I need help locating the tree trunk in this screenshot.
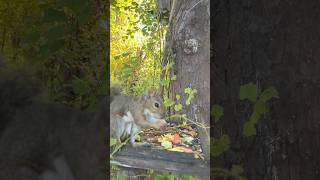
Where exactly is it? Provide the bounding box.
[164,0,210,162]
[213,0,320,179]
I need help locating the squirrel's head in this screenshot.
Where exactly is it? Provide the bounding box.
[140,90,167,130]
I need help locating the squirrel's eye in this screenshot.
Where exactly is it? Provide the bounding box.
[154,102,159,108]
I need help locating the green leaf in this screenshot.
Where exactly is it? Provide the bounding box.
[161,79,170,87]
[176,94,180,100]
[212,104,224,122]
[174,103,183,112]
[253,100,269,114]
[42,8,66,23]
[243,121,256,136]
[184,87,192,94]
[164,96,175,107]
[171,75,177,81]
[184,88,197,106]
[239,82,257,102]
[110,138,117,146]
[185,98,191,106]
[212,135,230,157]
[249,111,260,123]
[120,67,133,79]
[243,111,261,137]
[259,86,279,102]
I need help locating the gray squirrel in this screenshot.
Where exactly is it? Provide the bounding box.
[110,85,167,147]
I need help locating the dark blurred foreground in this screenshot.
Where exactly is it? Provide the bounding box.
[0,61,107,180]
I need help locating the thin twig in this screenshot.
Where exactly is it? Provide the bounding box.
[165,114,210,129]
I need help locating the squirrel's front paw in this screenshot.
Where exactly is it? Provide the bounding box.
[131,142,151,148]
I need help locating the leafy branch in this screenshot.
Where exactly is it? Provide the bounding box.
[212,82,279,180]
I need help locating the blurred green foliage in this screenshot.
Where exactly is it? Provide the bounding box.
[110,0,166,95]
[0,0,107,110]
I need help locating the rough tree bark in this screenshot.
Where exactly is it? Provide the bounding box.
[163,0,210,162]
[213,0,320,179]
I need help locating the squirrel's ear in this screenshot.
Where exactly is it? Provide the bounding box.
[141,89,156,100]
[148,90,156,97]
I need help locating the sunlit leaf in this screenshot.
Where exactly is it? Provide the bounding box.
[164,96,175,107]
[174,103,182,112]
[110,138,117,146]
[176,94,180,100]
